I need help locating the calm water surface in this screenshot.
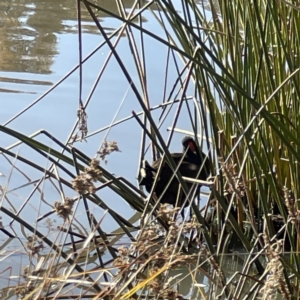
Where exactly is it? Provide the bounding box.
[0,0,153,296]
[0,1,225,299]
[0,0,189,231]
[0,0,163,226]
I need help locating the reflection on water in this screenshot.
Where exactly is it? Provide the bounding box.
[0,0,142,76]
[0,1,226,299]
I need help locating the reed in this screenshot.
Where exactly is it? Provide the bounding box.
[1,0,299,299]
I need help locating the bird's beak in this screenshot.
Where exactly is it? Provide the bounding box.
[188,141,196,152]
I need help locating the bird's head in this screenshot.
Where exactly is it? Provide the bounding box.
[182,136,197,154]
[182,136,210,171]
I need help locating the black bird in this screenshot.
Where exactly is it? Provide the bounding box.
[139,136,210,210]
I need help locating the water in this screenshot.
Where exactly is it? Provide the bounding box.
[0,0,149,226]
[0,0,204,231]
[0,1,228,299]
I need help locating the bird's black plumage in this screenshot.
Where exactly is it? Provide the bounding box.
[139,136,210,209]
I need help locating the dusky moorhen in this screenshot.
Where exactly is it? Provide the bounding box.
[139,136,210,210]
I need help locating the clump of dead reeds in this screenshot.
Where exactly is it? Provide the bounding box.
[98,140,121,161]
[72,158,102,194]
[260,235,291,300]
[54,197,76,222]
[284,186,299,226]
[26,235,44,256]
[15,282,35,298]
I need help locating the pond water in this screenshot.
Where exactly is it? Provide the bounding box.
[0,1,209,234]
[0,1,229,299]
[0,0,172,230]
